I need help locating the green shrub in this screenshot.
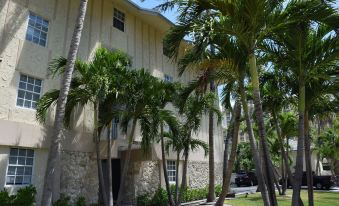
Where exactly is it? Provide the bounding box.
[151,188,168,206]
[53,195,71,206]
[215,185,222,197]
[75,196,86,206]
[0,185,36,206]
[137,194,151,206]
[0,189,12,205]
[136,185,221,205]
[14,185,37,206]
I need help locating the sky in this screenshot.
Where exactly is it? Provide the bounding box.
[130,0,178,23]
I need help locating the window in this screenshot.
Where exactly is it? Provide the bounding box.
[26,12,49,47]
[167,160,176,183]
[111,118,119,139]
[17,74,42,109]
[6,148,34,185]
[113,8,125,32]
[240,133,245,142]
[164,74,173,82]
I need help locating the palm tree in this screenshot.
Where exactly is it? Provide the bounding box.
[264,8,338,203]
[36,47,131,206]
[40,0,88,205]
[115,69,173,206]
[174,92,220,205]
[158,1,296,204]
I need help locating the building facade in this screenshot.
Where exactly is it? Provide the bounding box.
[0,0,224,205]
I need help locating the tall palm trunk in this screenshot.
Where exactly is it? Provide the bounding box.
[116,118,138,206]
[215,101,241,206]
[304,110,314,206]
[177,134,190,206]
[315,119,321,175]
[272,111,287,195]
[246,60,274,206]
[240,80,270,205]
[207,80,216,202]
[41,0,88,205]
[292,66,305,206]
[175,152,180,204]
[94,102,108,206]
[281,151,286,195]
[106,122,113,206]
[292,33,306,206]
[160,124,175,206]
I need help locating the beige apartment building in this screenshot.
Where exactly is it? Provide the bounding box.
[0,0,224,205]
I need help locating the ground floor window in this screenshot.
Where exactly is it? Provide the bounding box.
[167,160,176,183]
[6,148,34,185]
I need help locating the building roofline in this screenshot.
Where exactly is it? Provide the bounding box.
[126,0,175,26]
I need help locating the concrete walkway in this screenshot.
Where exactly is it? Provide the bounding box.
[181,199,231,206]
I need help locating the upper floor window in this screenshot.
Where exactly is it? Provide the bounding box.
[113,8,125,32]
[167,160,176,183]
[111,118,119,139]
[164,74,173,82]
[6,148,34,185]
[26,12,49,47]
[17,74,42,109]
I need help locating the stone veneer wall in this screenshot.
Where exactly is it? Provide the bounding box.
[122,161,160,204]
[61,151,99,204]
[187,161,223,188]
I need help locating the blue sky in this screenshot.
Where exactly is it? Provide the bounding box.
[131,0,178,23]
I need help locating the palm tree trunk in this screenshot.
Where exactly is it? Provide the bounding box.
[249,53,277,206]
[94,102,108,206]
[281,151,286,195]
[215,101,241,206]
[240,69,276,206]
[316,119,321,176]
[272,111,287,195]
[207,81,216,202]
[116,118,138,206]
[106,122,113,206]
[41,1,88,205]
[292,62,305,206]
[177,139,190,206]
[160,124,175,206]
[304,110,314,206]
[175,152,180,204]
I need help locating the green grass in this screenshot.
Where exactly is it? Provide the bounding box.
[224,190,339,206]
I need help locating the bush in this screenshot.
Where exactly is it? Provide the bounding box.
[150,188,168,206]
[0,189,12,206]
[53,195,71,206]
[137,194,151,206]
[215,185,222,197]
[75,196,86,206]
[0,185,36,206]
[137,185,217,205]
[14,185,37,206]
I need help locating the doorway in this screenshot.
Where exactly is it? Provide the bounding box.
[101,159,121,201]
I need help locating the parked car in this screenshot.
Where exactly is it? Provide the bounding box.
[283,172,335,190]
[235,170,258,187]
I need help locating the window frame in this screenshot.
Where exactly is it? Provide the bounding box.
[16,74,43,110]
[166,160,176,184]
[113,8,125,32]
[26,11,49,47]
[111,117,119,139]
[164,74,173,83]
[5,148,34,186]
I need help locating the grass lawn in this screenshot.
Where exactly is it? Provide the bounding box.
[224,190,339,206]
